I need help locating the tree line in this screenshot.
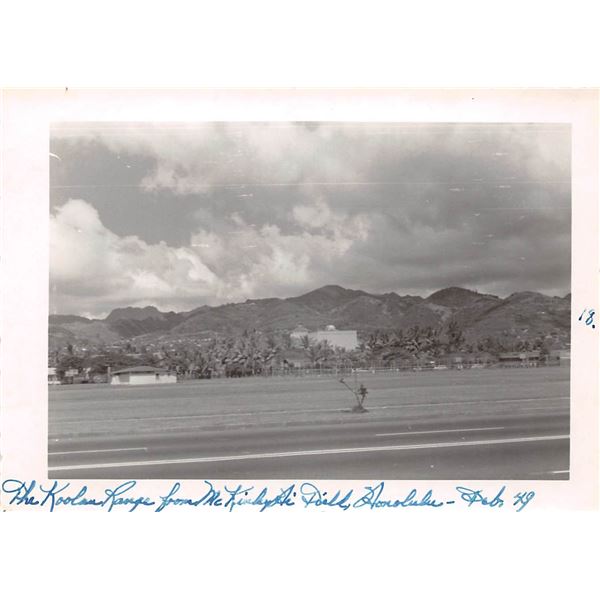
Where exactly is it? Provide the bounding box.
[51,321,557,380]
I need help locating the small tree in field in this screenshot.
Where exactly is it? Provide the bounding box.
[339,376,368,413]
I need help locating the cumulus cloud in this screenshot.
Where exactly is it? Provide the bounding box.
[50,198,372,316]
[49,122,571,315]
[51,200,218,315]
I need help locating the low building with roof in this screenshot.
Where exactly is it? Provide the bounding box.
[110,366,177,385]
[498,351,541,366]
[548,349,570,366]
[48,367,61,385]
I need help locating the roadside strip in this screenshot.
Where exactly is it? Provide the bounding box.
[375,426,504,437]
[49,447,148,455]
[49,433,569,472]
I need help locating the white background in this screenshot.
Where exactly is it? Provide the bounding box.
[1,1,599,598]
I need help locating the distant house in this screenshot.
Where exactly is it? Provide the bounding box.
[48,367,61,385]
[449,354,464,369]
[498,351,541,365]
[473,352,495,365]
[549,349,570,366]
[110,366,177,385]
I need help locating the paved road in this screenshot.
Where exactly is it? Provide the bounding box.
[48,369,569,480]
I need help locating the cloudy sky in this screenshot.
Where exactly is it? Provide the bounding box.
[50,122,571,318]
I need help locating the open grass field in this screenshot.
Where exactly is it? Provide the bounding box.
[48,366,570,479]
[49,366,569,439]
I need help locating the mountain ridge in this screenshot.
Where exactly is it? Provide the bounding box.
[49,284,571,349]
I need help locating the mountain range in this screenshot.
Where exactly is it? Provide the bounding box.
[49,284,571,349]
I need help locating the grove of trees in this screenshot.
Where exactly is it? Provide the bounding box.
[50,320,557,381]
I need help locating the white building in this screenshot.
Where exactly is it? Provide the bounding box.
[290,324,358,351]
[48,367,61,385]
[311,325,358,351]
[110,366,177,385]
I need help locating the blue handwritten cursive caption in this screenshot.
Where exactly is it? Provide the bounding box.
[2,479,536,513]
[1,479,155,512]
[156,481,296,513]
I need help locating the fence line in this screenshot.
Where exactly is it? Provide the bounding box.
[176,360,562,381]
[50,358,565,385]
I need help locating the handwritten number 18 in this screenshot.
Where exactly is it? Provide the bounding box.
[579,308,595,329]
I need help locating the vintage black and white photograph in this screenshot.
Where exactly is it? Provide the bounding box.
[47,121,571,480]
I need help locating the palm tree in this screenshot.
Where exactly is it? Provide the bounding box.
[318,340,334,365]
[333,346,350,373]
[426,328,444,358]
[305,342,321,367]
[446,320,465,353]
